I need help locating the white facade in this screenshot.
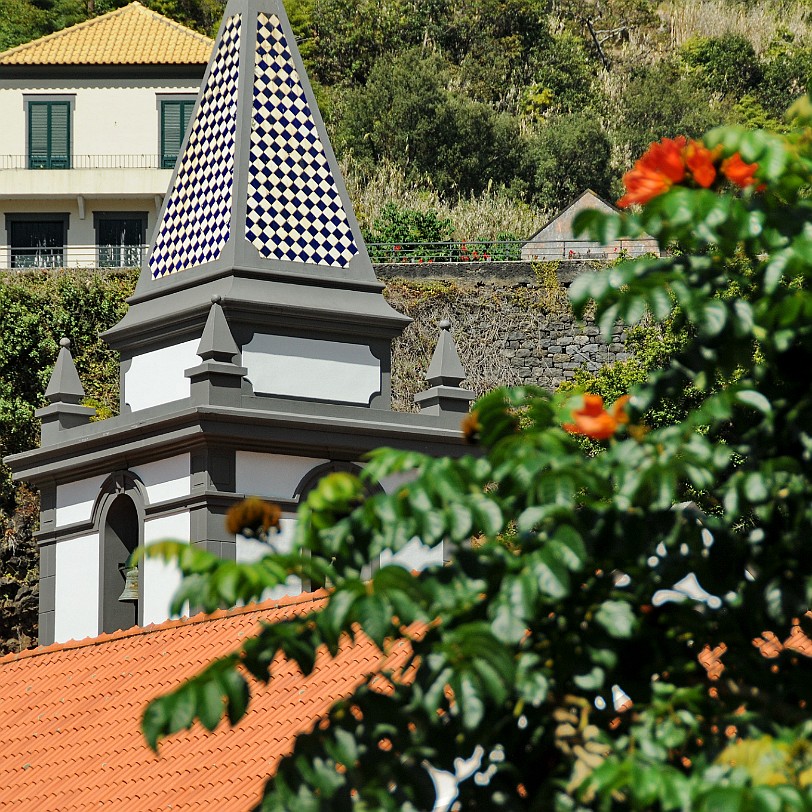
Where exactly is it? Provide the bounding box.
[0,78,201,269]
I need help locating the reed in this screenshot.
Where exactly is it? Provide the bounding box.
[665,0,812,54]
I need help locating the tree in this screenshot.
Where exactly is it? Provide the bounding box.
[526,111,614,211]
[337,49,526,197]
[679,34,762,97]
[144,104,812,809]
[611,60,726,165]
[0,0,48,51]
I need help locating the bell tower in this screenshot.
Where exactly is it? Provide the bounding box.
[7,0,474,645]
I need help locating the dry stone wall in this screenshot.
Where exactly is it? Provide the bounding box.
[376,260,629,412]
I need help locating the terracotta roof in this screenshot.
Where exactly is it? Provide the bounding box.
[0,2,213,66]
[0,592,409,810]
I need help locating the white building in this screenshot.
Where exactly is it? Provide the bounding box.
[0,2,211,269]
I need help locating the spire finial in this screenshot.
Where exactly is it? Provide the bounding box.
[37,338,96,443]
[45,338,85,405]
[197,297,239,362]
[414,320,475,421]
[425,319,466,388]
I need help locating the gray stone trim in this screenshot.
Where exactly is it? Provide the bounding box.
[7,398,469,485]
[39,610,55,647]
[293,460,365,499]
[415,385,476,420]
[105,271,410,354]
[0,65,206,81]
[39,485,56,540]
[374,260,591,286]
[35,490,237,545]
[37,499,57,644]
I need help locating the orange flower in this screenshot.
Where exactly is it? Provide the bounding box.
[617,165,673,208]
[226,497,282,537]
[684,140,719,188]
[460,410,481,444]
[638,136,687,183]
[563,394,629,440]
[617,137,687,207]
[612,394,631,424]
[721,153,759,188]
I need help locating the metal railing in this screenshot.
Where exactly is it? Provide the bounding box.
[367,240,523,263]
[4,244,147,270]
[0,239,659,270]
[367,239,658,263]
[0,154,172,170]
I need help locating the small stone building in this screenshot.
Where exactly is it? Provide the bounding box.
[521,189,660,261]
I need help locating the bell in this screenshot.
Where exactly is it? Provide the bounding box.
[118,564,139,602]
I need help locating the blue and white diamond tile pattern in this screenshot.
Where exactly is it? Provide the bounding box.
[150,15,241,280]
[246,14,358,268]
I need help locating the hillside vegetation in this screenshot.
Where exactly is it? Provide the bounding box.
[4,0,812,238]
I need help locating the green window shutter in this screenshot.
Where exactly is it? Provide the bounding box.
[48,103,70,168]
[161,100,195,169]
[28,101,70,169]
[28,103,49,168]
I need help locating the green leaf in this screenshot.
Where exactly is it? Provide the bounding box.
[451,670,485,729]
[516,653,549,706]
[218,668,250,726]
[446,502,473,540]
[167,685,196,732]
[699,300,727,338]
[142,697,169,752]
[197,678,226,731]
[701,786,745,812]
[735,389,772,415]
[355,595,391,648]
[531,548,570,599]
[549,525,587,570]
[744,472,768,503]
[594,600,636,639]
[573,666,605,691]
[471,495,504,536]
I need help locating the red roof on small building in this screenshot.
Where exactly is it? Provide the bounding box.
[0,592,407,810]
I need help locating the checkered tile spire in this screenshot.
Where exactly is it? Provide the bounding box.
[149,15,241,279]
[245,14,358,267]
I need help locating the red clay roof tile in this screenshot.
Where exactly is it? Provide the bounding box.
[0,592,407,810]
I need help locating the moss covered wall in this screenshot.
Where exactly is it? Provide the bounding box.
[380,261,628,412]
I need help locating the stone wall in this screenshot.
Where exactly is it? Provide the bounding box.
[375,260,630,412]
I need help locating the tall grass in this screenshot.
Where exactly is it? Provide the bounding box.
[665,0,812,53]
[340,155,547,241]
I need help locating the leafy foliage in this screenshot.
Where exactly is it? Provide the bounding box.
[0,270,134,510]
[145,108,812,809]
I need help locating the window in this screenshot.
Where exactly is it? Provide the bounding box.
[6,214,68,269]
[28,101,70,169]
[160,99,195,169]
[94,212,147,268]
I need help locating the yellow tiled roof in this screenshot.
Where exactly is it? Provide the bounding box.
[0,1,213,66]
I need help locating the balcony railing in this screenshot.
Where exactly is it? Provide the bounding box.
[0,155,171,170]
[4,244,147,270]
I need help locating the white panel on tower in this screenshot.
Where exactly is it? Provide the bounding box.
[142,513,190,625]
[55,533,100,642]
[243,334,379,403]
